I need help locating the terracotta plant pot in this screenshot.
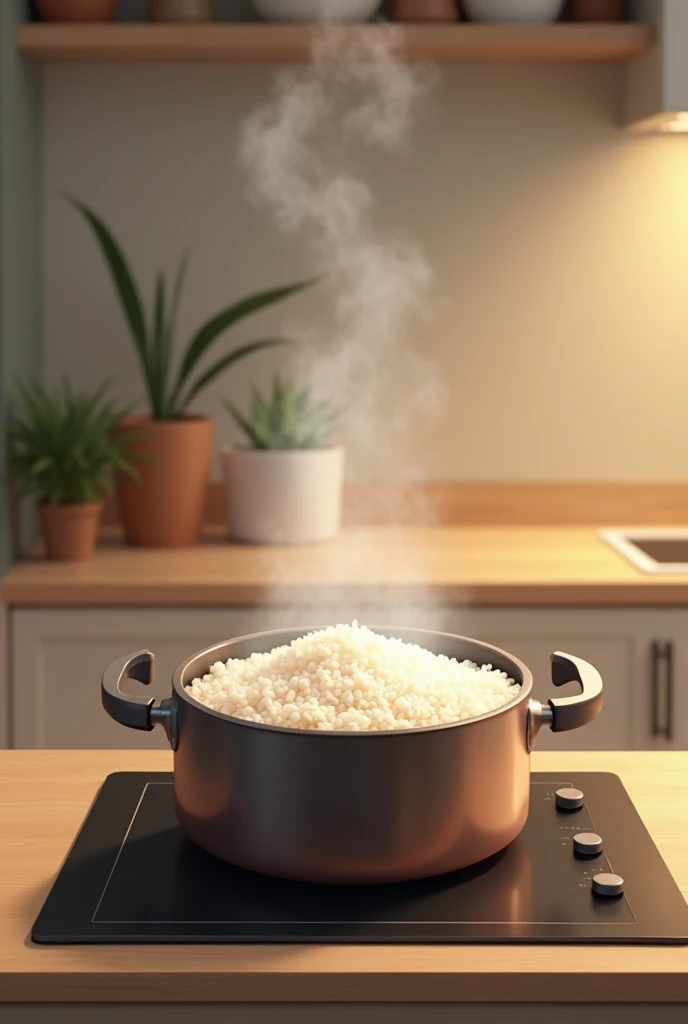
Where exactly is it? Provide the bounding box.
[393,0,457,20]
[36,0,118,21]
[572,0,624,21]
[222,446,344,545]
[38,503,102,562]
[148,0,214,21]
[113,416,214,548]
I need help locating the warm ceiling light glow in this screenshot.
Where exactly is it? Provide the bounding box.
[627,112,688,134]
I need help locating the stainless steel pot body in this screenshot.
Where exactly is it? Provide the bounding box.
[102,627,603,884]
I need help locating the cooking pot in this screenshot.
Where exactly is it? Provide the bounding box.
[102,627,603,884]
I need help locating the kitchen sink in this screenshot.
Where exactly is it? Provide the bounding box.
[601,528,688,574]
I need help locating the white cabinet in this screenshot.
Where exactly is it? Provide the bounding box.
[10,608,320,749]
[458,608,688,752]
[9,606,688,751]
[435,609,642,751]
[438,608,688,752]
[10,606,394,749]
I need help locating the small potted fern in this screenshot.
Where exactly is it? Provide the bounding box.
[70,197,312,548]
[223,376,343,545]
[7,381,137,561]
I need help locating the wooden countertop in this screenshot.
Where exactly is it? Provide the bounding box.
[0,750,686,1004]
[2,526,688,607]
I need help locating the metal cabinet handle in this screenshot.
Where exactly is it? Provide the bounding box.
[102,650,178,750]
[651,641,674,741]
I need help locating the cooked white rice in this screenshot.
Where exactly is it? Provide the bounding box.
[184,622,520,732]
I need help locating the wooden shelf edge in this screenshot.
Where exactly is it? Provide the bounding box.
[5,580,688,609]
[16,22,656,64]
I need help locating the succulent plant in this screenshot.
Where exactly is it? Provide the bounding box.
[68,197,314,421]
[6,380,138,505]
[225,376,338,450]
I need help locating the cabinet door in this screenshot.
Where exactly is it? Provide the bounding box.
[623,609,688,752]
[448,609,638,751]
[446,608,688,752]
[11,608,297,749]
[386,607,649,751]
[13,605,687,752]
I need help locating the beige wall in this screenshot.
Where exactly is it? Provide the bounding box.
[42,60,688,481]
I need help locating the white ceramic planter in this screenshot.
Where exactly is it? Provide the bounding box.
[252,0,382,23]
[222,446,344,545]
[462,0,564,22]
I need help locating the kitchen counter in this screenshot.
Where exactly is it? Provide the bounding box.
[3,526,688,607]
[1,749,687,1011]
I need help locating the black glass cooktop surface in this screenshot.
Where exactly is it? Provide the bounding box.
[32,772,688,944]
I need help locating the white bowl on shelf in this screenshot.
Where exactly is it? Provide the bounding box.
[252,0,382,22]
[462,0,565,22]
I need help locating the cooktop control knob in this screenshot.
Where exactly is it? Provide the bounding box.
[592,873,624,898]
[555,787,584,810]
[573,832,603,856]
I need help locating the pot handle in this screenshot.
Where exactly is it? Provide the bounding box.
[527,652,603,751]
[102,650,178,750]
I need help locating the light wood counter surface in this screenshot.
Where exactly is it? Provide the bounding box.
[1,750,687,1004]
[2,526,688,607]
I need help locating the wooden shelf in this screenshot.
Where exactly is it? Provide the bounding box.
[16,22,655,64]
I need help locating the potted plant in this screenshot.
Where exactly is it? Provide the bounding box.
[222,376,343,545]
[70,198,312,548]
[6,380,137,562]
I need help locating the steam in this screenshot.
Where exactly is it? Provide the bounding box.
[239,24,443,488]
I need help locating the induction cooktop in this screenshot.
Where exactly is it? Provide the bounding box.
[32,772,688,945]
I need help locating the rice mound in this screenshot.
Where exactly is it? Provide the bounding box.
[184,622,521,732]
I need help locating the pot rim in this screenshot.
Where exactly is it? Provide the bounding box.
[171,625,534,737]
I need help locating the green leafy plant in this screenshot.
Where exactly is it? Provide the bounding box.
[68,197,314,421]
[7,380,138,505]
[225,376,338,450]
